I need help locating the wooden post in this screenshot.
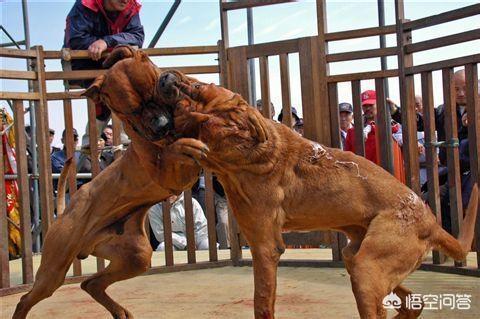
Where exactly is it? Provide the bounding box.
[184,189,197,264]
[162,201,174,266]
[465,63,480,268]
[422,71,446,264]
[375,78,395,175]
[13,101,34,284]
[352,80,366,156]
[204,170,218,262]
[279,53,293,128]
[259,56,272,119]
[395,1,420,193]
[32,45,55,239]
[0,127,9,288]
[442,68,466,267]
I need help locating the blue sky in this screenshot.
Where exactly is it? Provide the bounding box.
[1,0,479,146]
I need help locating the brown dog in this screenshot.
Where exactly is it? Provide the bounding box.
[12,47,209,319]
[156,70,478,319]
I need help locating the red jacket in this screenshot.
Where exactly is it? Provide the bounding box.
[345,122,405,183]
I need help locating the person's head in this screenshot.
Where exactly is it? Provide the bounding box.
[278,107,301,128]
[98,137,106,149]
[361,90,377,122]
[256,99,275,119]
[338,102,353,131]
[61,128,79,148]
[454,69,466,106]
[102,125,113,146]
[48,128,55,145]
[103,0,130,12]
[414,95,423,114]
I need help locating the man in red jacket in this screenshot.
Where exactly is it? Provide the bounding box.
[344,90,405,183]
[64,0,144,145]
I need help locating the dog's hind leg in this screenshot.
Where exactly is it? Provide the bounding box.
[80,209,152,319]
[13,217,78,319]
[348,215,426,319]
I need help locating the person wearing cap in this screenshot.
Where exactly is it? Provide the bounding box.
[278,107,304,135]
[344,90,405,183]
[338,102,353,149]
[49,128,61,154]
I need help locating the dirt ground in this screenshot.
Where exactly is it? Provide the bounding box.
[1,250,479,318]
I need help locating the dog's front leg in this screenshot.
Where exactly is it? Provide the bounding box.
[240,216,285,319]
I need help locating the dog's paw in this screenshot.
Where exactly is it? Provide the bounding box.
[168,138,209,165]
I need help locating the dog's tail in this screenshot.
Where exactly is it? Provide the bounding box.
[430,183,478,261]
[56,158,73,214]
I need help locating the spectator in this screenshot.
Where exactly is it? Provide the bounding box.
[256,99,276,120]
[1,108,21,258]
[77,137,115,172]
[338,102,353,149]
[49,129,61,154]
[278,107,304,136]
[63,0,144,146]
[412,95,428,186]
[101,124,114,147]
[345,90,405,183]
[148,193,209,251]
[213,175,230,249]
[51,128,81,174]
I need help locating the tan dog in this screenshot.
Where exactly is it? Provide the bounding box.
[13,47,208,319]
[156,70,478,319]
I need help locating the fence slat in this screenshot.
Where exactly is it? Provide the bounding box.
[86,99,105,271]
[405,29,480,54]
[326,47,396,63]
[184,190,196,264]
[442,68,466,267]
[465,63,480,269]
[375,78,395,175]
[279,53,293,128]
[325,24,396,41]
[62,98,82,276]
[0,70,37,80]
[351,80,365,156]
[204,171,218,262]
[32,46,55,239]
[0,129,10,288]
[422,71,446,265]
[13,101,34,284]
[259,56,272,119]
[162,201,174,266]
[328,83,341,149]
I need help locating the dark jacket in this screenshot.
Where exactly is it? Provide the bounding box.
[63,0,144,77]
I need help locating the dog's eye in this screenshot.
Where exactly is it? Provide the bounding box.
[194,84,201,89]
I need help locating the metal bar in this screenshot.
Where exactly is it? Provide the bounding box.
[247,7,256,105]
[0,40,26,48]
[0,26,22,49]
[148,0,181,48]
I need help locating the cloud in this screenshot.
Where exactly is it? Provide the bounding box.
[205,18,219,31]
[283,28,304,38]
[232,22,247,34]
[177,16,191,26]
[257,9,307,37]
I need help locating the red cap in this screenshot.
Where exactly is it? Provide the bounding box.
[361,90,376,106]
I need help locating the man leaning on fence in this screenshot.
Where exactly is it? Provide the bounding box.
[63,0,144,146]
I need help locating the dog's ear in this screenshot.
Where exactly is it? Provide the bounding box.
[102,45,136,68]
[81,74,105,103]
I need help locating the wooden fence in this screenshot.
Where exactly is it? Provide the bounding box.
[1,0,479,297]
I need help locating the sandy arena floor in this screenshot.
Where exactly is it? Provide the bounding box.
[1,250,479,318]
